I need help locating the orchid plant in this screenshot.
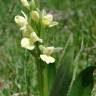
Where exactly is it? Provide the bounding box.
[14,0,62,96]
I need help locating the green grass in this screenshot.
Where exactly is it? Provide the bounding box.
[0,0,96,95]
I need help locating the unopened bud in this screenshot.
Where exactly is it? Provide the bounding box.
[32,11,39,22]
[20,0,30,8]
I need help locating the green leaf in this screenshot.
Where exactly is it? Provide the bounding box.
[68,66,96,96]
[49,35,74,96]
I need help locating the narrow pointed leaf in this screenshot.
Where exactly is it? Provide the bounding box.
[68,66,96,96]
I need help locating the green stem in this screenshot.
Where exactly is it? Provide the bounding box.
[48,63,56,93]
[37,58,43,96]
[42,64,49,96]
[36,56,49,96]
[35,42,48,96]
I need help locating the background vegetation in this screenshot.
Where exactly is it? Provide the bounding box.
[0,0,96,96]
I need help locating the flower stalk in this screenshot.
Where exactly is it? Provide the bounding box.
[36,58,49,96]
[35,43,48,96]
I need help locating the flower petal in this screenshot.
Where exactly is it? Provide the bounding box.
[43,46,54,55]
[49,21,59,27]
[14,15,28,28]
[42,14,53,26]
[21,38,35,50]
[30,32,43,43]
[40,55,55,64]
[20,0,30,8]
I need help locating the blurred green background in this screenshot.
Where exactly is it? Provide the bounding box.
[0,0,96,95]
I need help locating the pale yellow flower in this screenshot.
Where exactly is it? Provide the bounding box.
[14,15,27,27]
[39,46,55,64]
[30,32,43,43]
[42,10,58,27]
[21,32,42,50]
[20,0,30,8]
[14,15,28,31]
[42,14,53,26]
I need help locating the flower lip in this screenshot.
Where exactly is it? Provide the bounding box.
[21,31,42,50]
[21,38,35,50]
[40,54,55,64]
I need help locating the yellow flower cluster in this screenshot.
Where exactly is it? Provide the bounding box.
[14,0,61,64]
[31,10,58,27]
[15,11,42,50]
